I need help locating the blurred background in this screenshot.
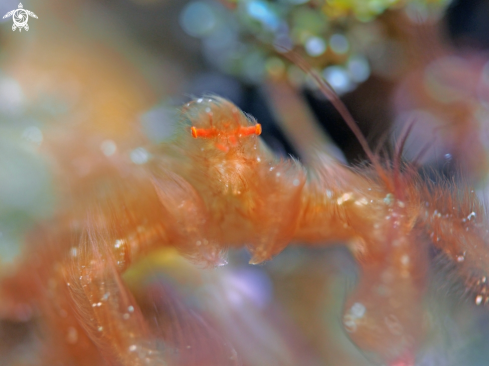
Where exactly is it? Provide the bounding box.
[1,0,489,364]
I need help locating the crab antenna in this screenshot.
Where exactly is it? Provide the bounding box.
[277,48,390,186]
[279,50,377,163]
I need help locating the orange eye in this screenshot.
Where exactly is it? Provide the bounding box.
[191,124,261,140]
[191,127,198,138]
[239,124,262,136]
[190,127,216,138]
[255,124,262,136]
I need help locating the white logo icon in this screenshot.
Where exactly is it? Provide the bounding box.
[3,3,37,32]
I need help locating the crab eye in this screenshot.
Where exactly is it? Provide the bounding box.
[238,124,262,136]
[255,124,262,136]
[190,123,261,142]
[190,127,216,138]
